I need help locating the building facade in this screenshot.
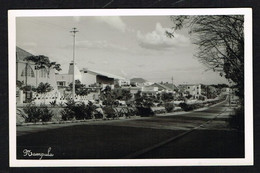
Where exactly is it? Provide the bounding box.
[16,47,57,89]
[55,62,82,88]
[178,84,202,99]
[81,68,128,87]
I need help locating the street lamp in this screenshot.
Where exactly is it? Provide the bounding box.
[70,27,79,101]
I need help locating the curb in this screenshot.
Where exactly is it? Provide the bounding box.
[17,116,140,126]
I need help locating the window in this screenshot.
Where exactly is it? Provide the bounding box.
[21,64,35,77]
[40,68,48,78]
[57,81,66,86]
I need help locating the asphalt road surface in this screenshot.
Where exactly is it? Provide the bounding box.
[17,100,244,159]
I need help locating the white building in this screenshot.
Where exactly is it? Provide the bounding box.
[16,47,57,89]
[55,62,82,88]
[178,84,202,99]
[81,68,128,87]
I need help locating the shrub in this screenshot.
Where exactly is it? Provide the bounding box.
[164,102,175,113]
[93,108,104,119]
[103,106,117,119]
[179,102,196,111]
[198,95,206,101]
[126,107,136,117]
[59,102,65,107]
[40,105,54,122]
[61,100,76,121]
[61,107,75,121]
[74,103,89,120]
[49,100,57,107]
[23,104,42,123]
[136,106,154,117]
[61,101,96,121]
[23,104,54,123]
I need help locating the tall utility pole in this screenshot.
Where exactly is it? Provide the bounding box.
[70,27,79,101]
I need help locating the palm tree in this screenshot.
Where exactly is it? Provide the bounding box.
[36,82,53,104]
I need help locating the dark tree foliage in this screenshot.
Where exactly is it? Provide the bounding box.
[100,85,115,106]
[210,83,229,89]
[20,85,36,92]
[134,91,154,108]
[61,100,96,120]
[112,89,133,101]
[36,82,53,94]
[24,55,62,73]
[161,92,174,102]
[68,80,89,96]
[23,104,54,123]
[168,15,244,100]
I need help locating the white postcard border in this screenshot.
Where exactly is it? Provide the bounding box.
[9,8,253,167]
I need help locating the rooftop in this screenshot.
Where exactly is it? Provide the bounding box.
[16,46,34,61]
[81,68,125,80]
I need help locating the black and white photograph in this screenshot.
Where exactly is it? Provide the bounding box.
[8,9,253,167]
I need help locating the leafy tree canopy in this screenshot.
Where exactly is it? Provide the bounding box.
[167,15,244,99]
[36,82,53,94]
[24,55,62,72]
[67,80,89,96]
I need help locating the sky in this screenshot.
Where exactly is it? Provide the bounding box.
[16,16,228,85]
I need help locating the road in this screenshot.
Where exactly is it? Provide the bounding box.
[17,100,244,159]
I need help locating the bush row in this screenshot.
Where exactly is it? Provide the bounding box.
[20,99,224,123]
[136,106,155,117]
[61,101,96,121]
[23,104,54,123]
[164,102,175,113]
[103,107,136,119]
[20,101,138,123]
[179,99,224,112]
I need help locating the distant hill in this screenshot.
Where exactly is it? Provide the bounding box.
[130,78,147,84]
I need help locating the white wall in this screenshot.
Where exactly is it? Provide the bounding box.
[82,73,97,86]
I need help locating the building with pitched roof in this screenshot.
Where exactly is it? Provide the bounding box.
[130,78,153,86]
[55,62,82,88]
[81,68,129,87]
[16,47,57,89]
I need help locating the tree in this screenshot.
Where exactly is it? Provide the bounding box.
[100,85,115,106]
[24,55,62,86]
[134,91,154,108]
[68,80,89,96]
[36,82,53,104]
[167,15,244,101]
[112,89,133,101]
[161,92,174,102]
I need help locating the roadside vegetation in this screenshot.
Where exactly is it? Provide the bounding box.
[168,15,244,131]
[17,84,226,125]
[23,104,54,123]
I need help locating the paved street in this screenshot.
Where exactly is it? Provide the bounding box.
[17,100,244,159]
